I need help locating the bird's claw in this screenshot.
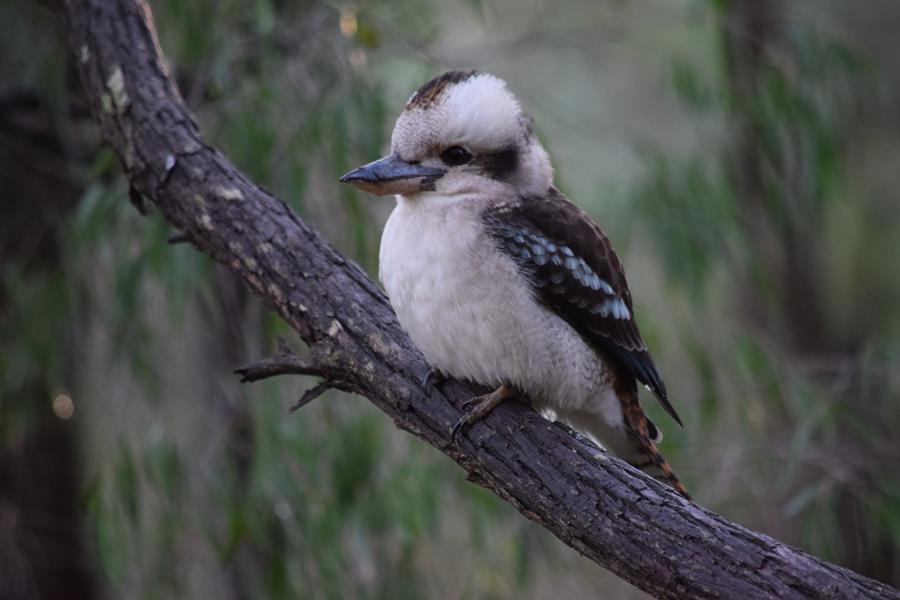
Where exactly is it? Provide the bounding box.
[449,385,514,442]
[451,395,489,441]
[450,415,470,441]
[459,395,483,411]
[421,367,447,389]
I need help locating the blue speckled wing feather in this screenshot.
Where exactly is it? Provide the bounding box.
[483,187,682,426]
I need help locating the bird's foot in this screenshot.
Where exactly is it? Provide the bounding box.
[421,367,447,389]
[451,384,515,441]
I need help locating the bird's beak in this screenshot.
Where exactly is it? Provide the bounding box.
[339,155,446,196]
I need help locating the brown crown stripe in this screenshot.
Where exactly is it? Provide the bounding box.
[406,70,478,110]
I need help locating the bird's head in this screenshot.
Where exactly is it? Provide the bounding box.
[340,71,552,200]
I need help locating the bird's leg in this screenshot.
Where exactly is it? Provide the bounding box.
[451,384,516,440]
[421,367,447,389]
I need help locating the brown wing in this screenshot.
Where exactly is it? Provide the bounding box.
[484,187,682,427]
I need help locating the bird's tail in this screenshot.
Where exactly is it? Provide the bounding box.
[553,398,691,500]
[618,388,691,500]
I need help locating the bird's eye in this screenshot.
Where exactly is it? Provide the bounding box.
[440,145,472,166]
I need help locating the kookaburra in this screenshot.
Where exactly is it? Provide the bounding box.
[340,71,689,498]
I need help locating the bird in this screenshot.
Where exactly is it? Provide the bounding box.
[340,71,689,499]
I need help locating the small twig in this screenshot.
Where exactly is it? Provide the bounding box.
[234,351,323,383]
[128,184,148,215]
[289,381,333,413]
[168,232,192,244]
[236,340,357,413]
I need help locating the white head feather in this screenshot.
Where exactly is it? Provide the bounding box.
[390,72,553,199]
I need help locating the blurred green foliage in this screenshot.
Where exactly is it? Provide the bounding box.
[2,0,899,598]
[632,0,900,581]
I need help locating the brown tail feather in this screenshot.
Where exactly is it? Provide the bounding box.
[619,388,691,500]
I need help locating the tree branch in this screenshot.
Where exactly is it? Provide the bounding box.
[61,1,899,598]
[234,339,356,410]
[234,339,327,383]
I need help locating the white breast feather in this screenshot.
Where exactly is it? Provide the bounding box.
[379,194,625,442]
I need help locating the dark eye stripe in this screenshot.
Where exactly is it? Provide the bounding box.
[479,147,518,181]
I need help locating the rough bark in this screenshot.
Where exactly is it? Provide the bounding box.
[60,0,900,598]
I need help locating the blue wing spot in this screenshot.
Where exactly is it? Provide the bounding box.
[589,297,631,320]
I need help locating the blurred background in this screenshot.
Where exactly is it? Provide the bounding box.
[2,0,899,598]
